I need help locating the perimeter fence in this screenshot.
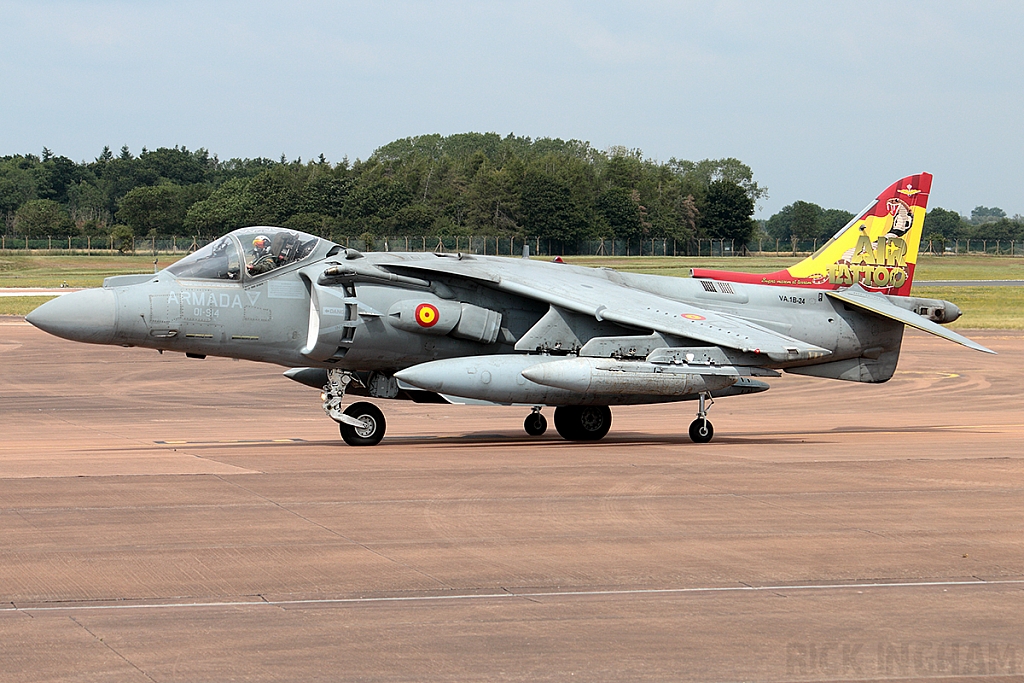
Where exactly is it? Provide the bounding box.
[1,234,1022,258]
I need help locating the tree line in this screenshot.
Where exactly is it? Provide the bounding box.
[762,199,1024,245]
[2,134,1021,249]
[0,135,761,246]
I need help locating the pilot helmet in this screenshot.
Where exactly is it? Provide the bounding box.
[253,235,271,250]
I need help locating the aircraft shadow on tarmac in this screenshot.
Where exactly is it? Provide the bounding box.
[151,433,820,450]
[152,422,986,452]
[378,431,825,447]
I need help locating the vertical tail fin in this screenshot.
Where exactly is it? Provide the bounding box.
[692,173,931,296]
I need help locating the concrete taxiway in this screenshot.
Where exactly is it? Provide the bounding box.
[1,319,1022,681]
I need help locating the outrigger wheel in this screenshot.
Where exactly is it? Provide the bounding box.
[553,406,612,441]
[339,401,386,447]
[688,418,713,444]
[688,392,714,444]
[524,409,547,436]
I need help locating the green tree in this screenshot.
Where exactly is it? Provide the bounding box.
[595,187,643,240]
[136,146,208,185]
[969,217,1023,241]
[667,157,767,205]
[388,204,437,235]
[14,199,75,237]
[766,202,852,242]
[925,207,966,239]
[519,169,588,241]
[465,161,523,234]
[602,152,644,190]
[970,206,1005,224]
[345,177,412,228]
[819,208,854,238]
[700,180,755,241]
[0,157,39,214]
[790,200,820,241]
[109,224,134,253]
[117,184,209,235]
[183,178,255,237]
[302,173,351,216]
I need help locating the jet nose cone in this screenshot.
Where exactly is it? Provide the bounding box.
[26,288,118,344]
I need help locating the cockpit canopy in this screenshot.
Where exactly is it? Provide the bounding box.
[165,227,321,280]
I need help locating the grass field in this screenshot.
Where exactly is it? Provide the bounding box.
[912,287,1024,330]
[3,253,1022,327]
[0,254,177,288]
[564,254,1024,281]
[0,296,55,317]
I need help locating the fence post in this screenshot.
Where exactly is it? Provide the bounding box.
[48,236,52,250]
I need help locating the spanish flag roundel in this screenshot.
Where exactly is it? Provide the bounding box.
[415,303,440,327]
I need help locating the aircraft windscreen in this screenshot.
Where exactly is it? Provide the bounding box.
[236,227,320,277]
[165,236,242,280]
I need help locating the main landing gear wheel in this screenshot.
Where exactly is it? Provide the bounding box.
[339,401,386,447]
[688,392,714,444]
[524,410,547,436]
[553,406,612,441]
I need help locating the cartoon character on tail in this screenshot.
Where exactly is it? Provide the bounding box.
[692,173,931,297]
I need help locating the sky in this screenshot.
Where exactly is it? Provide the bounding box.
[2,0,1022,218]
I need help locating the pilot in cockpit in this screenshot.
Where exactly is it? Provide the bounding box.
[248,235,277,275]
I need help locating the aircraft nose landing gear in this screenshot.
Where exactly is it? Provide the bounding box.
[323,369,387,446]
[688,392,714,444]
[339,402,386,447]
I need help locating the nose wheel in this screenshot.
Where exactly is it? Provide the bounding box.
[688,392,714,443]
[323,369,388,446]
[524,408,547,436]
[339,402,386,447]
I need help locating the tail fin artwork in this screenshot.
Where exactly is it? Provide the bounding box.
[692,173,932,296]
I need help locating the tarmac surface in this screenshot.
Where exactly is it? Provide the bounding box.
[1,320,1022,682]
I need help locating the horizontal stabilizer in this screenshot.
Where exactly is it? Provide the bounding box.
[826,286,995,354]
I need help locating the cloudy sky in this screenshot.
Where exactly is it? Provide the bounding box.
[2,1,1021,217]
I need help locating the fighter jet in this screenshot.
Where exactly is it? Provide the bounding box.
[27,173,992,445]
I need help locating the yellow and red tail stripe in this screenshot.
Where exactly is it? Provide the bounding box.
[692,173,931,296]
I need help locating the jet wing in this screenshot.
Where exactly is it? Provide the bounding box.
[381,257,830,362]
[826,285,995,354]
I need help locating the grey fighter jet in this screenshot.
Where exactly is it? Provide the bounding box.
[26,173,992,445]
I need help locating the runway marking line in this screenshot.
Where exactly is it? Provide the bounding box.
[7,579,1024,614]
